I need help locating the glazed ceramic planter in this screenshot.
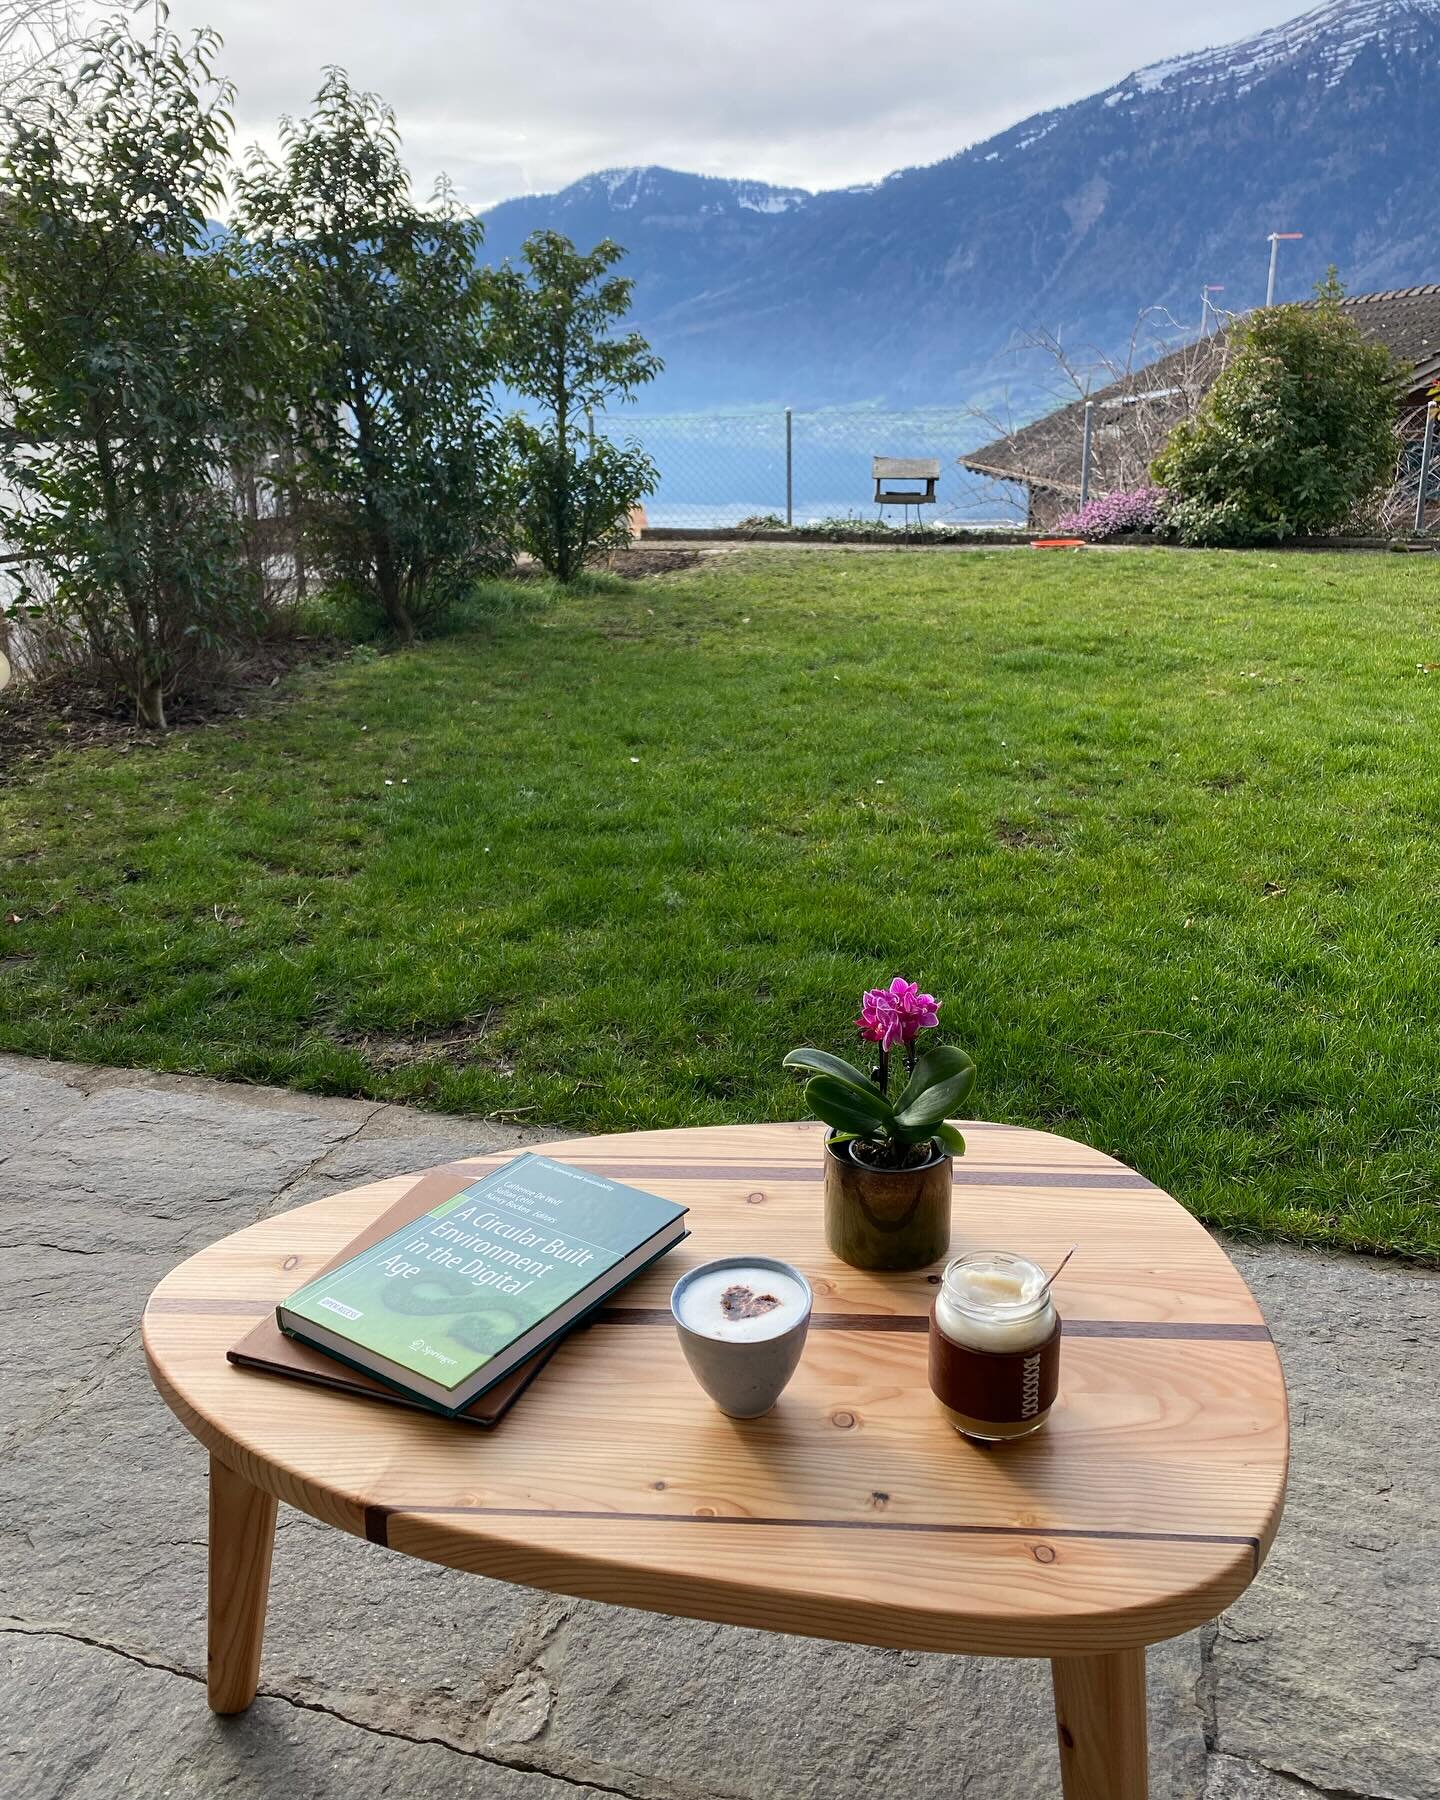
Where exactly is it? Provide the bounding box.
[823,1135,953,1271]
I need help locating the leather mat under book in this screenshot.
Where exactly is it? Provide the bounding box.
[228,1163,556,1428]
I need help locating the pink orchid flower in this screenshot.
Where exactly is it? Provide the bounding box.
[857,977,940,1051]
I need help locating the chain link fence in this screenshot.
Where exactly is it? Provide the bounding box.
[592,398,1440,538]
[589,406,1021,530]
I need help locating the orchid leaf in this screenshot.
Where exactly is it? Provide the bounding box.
[894,1064,978,1130]
[783,1047,885,1102]
[803,1075,892,1138]
[934,1122,967,1157]
[803,1073,892,1123]
[896,1045,975,1115]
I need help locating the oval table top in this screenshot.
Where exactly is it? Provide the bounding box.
[143,1120,1288,1659]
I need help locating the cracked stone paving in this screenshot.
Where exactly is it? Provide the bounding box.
[1,1053,1435,1799]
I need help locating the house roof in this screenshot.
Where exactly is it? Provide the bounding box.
[960,285,1440,497]
[1333,283,1440,377]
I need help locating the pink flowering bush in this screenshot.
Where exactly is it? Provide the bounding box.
[1054,486,1168,540]
[785,977,975,1169]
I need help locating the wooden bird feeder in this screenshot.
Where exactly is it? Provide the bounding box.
[873,457,940,528]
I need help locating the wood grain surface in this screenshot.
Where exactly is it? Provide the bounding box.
[143,1120,1288,1658]
[206,1452,276,1713]
[1052,1649,1149,1798]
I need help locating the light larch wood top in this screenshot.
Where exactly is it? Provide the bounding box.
[143,1121,1288,1658]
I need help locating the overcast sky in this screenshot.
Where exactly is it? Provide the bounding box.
[166,0,1310,208]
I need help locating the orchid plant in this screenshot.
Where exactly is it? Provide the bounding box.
[784,978,975,1169]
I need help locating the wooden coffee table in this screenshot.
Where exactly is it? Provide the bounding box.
[143,1120,1288,1799]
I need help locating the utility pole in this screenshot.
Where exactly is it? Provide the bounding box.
[1265,232,1304,307]
[1415,402,1436,535]
[1200,285,1224,335]
[785,406,793,526]
[1079,400,1096,506]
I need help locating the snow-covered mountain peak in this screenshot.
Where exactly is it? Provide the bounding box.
[584,167,656,209]
[540,165,810,219]
[1109,0,1439,105]
[481,0,1439,413]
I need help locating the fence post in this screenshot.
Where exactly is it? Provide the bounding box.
[1079,400,1096,507]
[1415,402,1436,535]
[785,407,794,526]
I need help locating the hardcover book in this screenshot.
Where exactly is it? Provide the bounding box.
[276,1152,688,1414]
[227,1164,559,1428]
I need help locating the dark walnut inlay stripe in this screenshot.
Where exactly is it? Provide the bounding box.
[546,1163,1159,1189]
[149,1294,1270,1342]
[147,1295,1270,1342]
[369,1502,1261,1574]
[591,1307,1271,1342]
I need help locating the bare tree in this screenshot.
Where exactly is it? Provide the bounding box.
[0,0,85,103]
[1350,401,1436,537]
[957,308,1235,524]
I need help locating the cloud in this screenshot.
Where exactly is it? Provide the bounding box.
[167,0,1308,207]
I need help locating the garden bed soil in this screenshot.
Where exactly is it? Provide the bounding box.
[603,545,703,577]
[1096,532,1439,552]
[0,548,697,783]
[0,636,343,785]
[642,526,1440,553]
[641,526,1032,547]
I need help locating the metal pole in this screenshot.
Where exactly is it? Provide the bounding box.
[785,407,793,526]
[1079,400,1095,506]
[1415,403,1436,535]
[1265,234,1302,308]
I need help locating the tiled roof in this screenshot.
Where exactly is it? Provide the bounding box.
[961,286,1439,494]
[1333,284,1440,372]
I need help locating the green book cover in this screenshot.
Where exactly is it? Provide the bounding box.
[278,1153,687,1404]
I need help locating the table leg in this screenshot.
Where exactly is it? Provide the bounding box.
[1050,1648,1148,1800]
[207,1452,277,1714]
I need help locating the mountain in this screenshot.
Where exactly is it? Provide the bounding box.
[480,0,1440,413]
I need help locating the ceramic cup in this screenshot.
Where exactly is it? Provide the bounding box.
[670,1255,813,1418]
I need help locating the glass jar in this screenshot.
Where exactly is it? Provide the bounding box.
[928,1251,1061,1441]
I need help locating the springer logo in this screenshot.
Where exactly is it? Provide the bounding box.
[319,1297,363,1321]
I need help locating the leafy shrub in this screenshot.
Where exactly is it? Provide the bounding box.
[1159,495,1286,548]
[1153,273,1401,546]
[510,426,656,582]
[237,71,515,644]
[1054,487,1168,539]
[0,17,288,728]
[491,232,661,583]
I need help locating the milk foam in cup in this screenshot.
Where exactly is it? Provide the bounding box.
[675,1264,810,1342]
[671,1256,812,1417]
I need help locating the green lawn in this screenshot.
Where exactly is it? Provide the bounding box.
[4,548,1440,1260]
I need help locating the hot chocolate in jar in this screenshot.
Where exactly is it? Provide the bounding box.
[928,1251,1061,1442]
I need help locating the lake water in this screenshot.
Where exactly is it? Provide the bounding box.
[595,407,1026,530]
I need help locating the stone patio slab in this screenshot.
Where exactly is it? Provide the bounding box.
[1,1054,1434,1800]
